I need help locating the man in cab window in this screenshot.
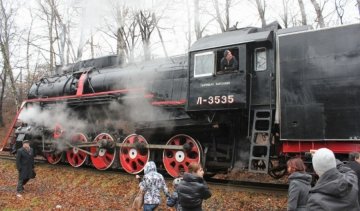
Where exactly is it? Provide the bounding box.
[220,50,238,72]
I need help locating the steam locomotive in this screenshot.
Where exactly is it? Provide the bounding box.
[2,22,360,178]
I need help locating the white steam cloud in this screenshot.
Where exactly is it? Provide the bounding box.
[18,104,88,137]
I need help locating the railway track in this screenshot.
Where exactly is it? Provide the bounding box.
[0,153,288,193]
[206,177,288,193]
[0,153,47,163]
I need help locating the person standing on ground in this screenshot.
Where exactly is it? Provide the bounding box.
[16,140,35,197]
[347,152,360,204]
[139,161,169,211]
[286,158,312,211]
[307,148,360,211]
[177,163,212,211]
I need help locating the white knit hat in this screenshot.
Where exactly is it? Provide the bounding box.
[312,148,336,176]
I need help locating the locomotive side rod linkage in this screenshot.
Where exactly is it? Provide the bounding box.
[71,142,184,150]
[65,142,97,156]
[115,143,184,150]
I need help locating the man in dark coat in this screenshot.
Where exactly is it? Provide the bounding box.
[220,50,238,71]
[307,148,360,211]
[16,140,35,196]
[177,163,211,211]
[347,152,360,204]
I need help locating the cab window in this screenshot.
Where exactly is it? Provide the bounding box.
[216,48,239,74]
[255,48,267,71]
[194,51,214,77]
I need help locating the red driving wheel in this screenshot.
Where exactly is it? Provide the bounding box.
[66,133,88,167]
[163,134,202,177]
[44,150,62,164]
[119,134,149,174]
[90,133,116,170]
[44,124,64,164]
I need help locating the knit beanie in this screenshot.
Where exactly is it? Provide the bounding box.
[312,148,336,176]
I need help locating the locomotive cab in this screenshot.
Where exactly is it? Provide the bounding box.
[186,27,275,112]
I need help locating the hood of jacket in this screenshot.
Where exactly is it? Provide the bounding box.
[144,161,157,175]
[288,171,312,185]
[310,168,354,198]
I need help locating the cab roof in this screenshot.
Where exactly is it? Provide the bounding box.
[189,27,273,52]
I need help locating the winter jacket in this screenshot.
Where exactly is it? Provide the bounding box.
[347,161,360,204]
[16,147,35,180]
[307,163,360,211]
[287,172,312,211]
[139,161,169,205]
[177,172,212,211]
[220,56,238,71]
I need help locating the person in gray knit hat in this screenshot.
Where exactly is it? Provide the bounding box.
[307,148,360,211]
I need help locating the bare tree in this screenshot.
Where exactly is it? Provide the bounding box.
[194,0,215,40]
[194,0,202,39]
[279,0,290,28]
[335,0,346,25]
[0,0,20,123]
[103,3,140,63]
[115,6,128,62]
[48,0,67,66]
[213,0,231,32]
[136,10,158,60]
[358,0,360,17]
[38,0,56,73]
[156,25,168,58]
[310,0,325,28]
[184,0,192,50]
[26,11,34,80]
[297,0,307,25]
[0,66,6,126]
[254,0,267,27]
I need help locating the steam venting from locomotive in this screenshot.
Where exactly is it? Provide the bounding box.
[18,104,88,136]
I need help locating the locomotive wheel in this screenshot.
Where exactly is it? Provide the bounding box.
[90,133,116,170]
[268,161,287,179]
[44,124,64,164]
[163,134,202,177]
[66,133,88,167]
[44,152,62,164]
[53,124,64,139]
[119,134,149,174]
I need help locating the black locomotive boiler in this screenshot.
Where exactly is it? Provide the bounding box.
[2,22,360,178]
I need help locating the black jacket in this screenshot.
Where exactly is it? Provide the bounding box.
[16,147,35,180]
[307,163,360,211]
[177,173,211,211]
[220,57,238,71]
[347,161,360,203]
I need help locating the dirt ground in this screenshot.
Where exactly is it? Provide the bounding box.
[0,159,287,210]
